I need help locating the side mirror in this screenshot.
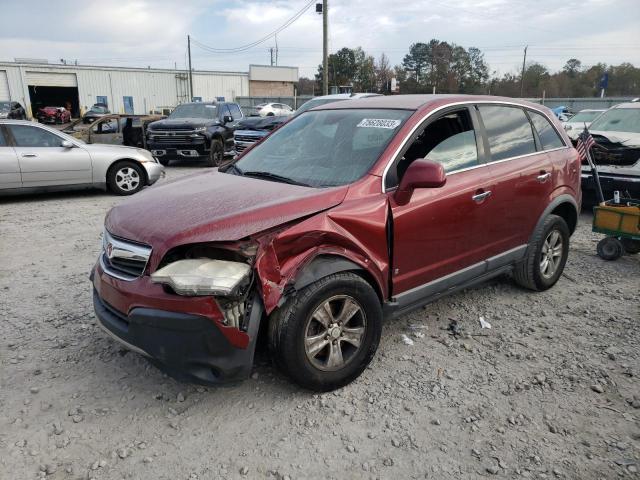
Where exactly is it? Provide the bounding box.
[394,159,446,204]
[61,140,74,148]
[223,115,234,124]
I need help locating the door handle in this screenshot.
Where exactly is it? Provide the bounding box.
[21,153,37,158]
[472,190,492,203]
[537,172,551,183]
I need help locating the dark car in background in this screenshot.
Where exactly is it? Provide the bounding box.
[0,101,26,120]
[83,103,111,124]
[146,101,243,167]
[37,106,71,124]
[581,102,640,201]
[233,115,289,154]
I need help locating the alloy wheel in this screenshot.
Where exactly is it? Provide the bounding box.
[540,229,563,279]
[304,295,367,372]
[115,167,140,192]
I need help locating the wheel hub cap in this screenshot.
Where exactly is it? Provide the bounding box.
[540,229,563,279]
[304,295,367,372]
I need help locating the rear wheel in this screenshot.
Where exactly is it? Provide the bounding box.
[620,238,640,255]
[268,272,382,391]
[206,139,223,167]
[514,214,570,291]
[597,237,623,260]
[107,161,144,195]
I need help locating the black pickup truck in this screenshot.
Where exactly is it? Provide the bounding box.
[146,102,243,166]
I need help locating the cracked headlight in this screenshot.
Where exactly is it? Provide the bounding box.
[151,259,250,296]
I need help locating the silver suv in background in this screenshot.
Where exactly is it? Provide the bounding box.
[0,120,164,196]
[581,102,640,201]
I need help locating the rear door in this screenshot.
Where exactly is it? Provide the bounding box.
[0,126,21,190]
[476,104,555,256]
[7,124,92,187]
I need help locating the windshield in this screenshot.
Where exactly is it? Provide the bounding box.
[569,111,603,123]
[89,106,108,113]
[234,108,412,187]
[589,108,640,134]
[0,101,10,112]
[294,98,348,116]
[170,104,218,119]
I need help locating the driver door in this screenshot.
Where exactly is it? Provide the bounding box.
[7,124,92,187]
[87,118,122,145]
[389,107,497,296]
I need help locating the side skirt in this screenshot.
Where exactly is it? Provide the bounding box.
[383,245,526,320]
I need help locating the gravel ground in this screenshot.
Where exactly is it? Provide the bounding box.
[1,166,639,480]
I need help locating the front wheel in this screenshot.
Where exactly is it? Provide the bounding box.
[514,214,570,291]
[597,237,623,260]
[268,272,382,391]
[107,161,145,195]
[206,139,223,167]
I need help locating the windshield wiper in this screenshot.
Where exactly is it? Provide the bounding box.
[224,164,244,176]
[242,170,310,187]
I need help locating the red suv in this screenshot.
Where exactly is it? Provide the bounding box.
[92,95,581,391]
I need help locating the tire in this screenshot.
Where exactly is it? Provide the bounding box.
[620,238,640,255]
[514,214,570,291]
[107,161,145,196]
[267,112,275,116]
[597,237,623,260]
[157,157,170,167]
[268,272,382,391]
[206,138,223,167]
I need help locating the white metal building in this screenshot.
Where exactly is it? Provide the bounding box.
[0,61,296,118]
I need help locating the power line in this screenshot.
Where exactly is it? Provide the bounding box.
[191,0,315,54]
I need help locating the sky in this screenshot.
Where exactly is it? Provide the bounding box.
[1,0,639,79]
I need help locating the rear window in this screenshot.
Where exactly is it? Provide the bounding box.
[528,110,565,150]
[479,105,537,161]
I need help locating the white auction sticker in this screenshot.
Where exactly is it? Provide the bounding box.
[357,118,402,129]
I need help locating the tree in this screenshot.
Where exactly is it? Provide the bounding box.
[375,53,393,93]
[296,77,316,96]
[563,58,582,78]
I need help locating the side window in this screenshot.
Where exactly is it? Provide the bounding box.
[92,119,118,134]
[229,104,242,120]
[528,110,565,150]
[8,125,64,147]
[478,105,537,161]
[388,109,479,187]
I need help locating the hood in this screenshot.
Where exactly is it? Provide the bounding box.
[237,116,288,131]
[148,118,218,130]
[40,107,60,115]
[590,130,640,148]
[105,169,348,251]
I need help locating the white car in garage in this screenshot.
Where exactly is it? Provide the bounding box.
[0,120,164,196]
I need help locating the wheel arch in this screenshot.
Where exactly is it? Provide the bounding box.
[531,194,579,242]
[286,254,384,305]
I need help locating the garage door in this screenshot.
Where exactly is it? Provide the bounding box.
[25,71,78,87]
[0,70,9,100]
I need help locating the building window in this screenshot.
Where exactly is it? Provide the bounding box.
[96,96,108,107]
[123,96,134,114]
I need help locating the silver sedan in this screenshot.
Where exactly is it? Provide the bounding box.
[0,120,164,196]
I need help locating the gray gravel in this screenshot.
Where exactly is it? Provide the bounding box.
[1,166,639,479]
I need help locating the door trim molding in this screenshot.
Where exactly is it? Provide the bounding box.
[384,244,527,319]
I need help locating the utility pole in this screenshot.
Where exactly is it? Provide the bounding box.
[520,45,528,98]
[322,0,328,95]
[270,47,274,66]
[275,33,279,66]
[187,35,194,101]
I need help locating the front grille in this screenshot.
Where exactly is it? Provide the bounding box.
[234,134,262,143]
[148,130,198,144]
[235,144,248,153]
[101,230,152,281]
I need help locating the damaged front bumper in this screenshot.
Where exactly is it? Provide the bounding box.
[91,262,263,385]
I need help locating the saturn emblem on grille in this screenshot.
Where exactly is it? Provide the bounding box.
[106,242,114,258]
